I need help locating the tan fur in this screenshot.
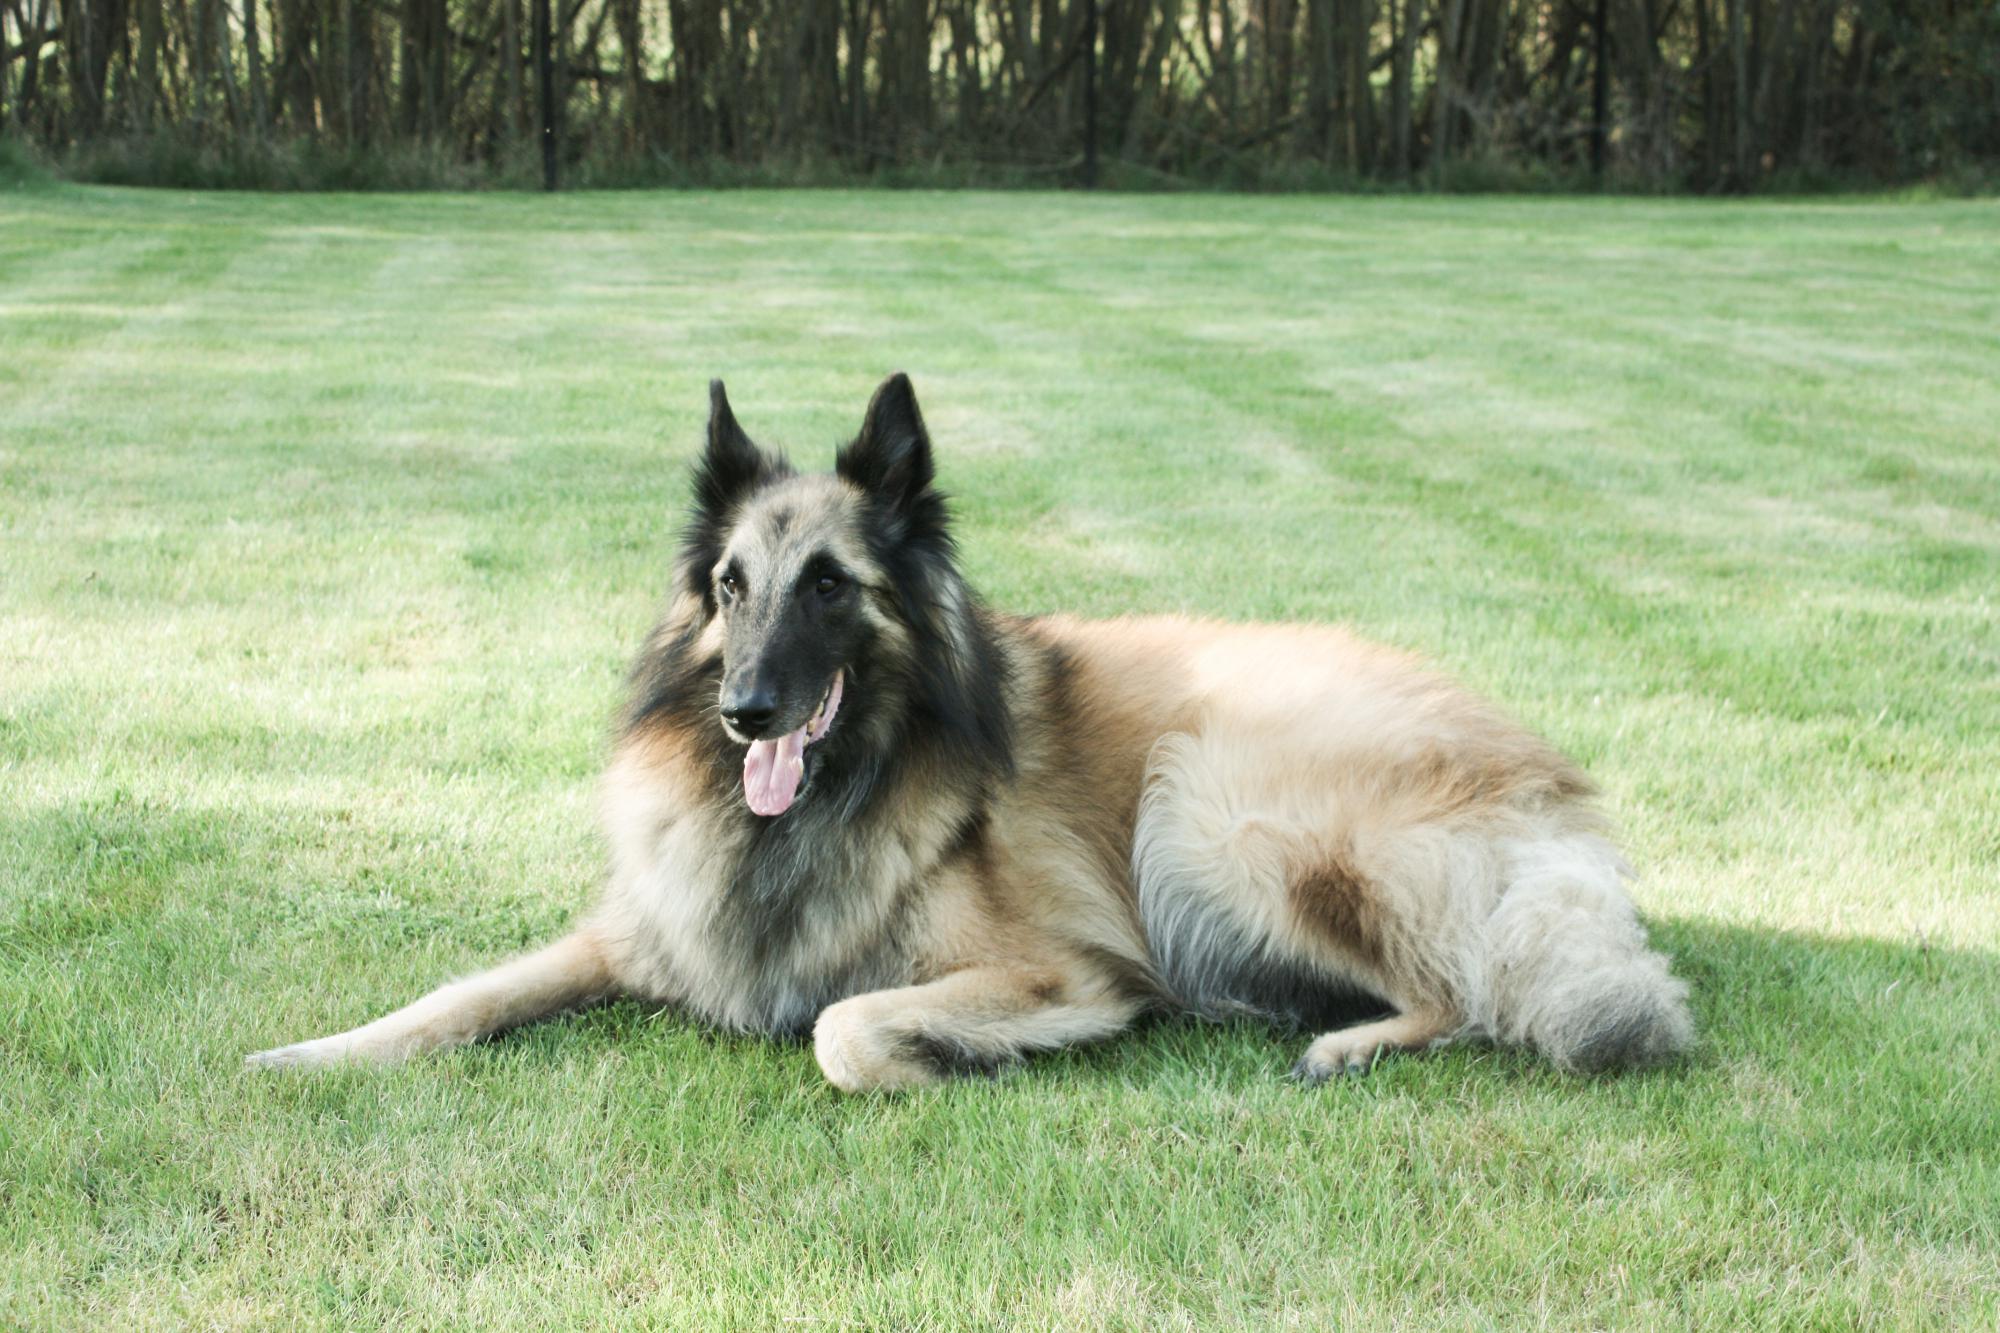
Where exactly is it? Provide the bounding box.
[250,611,1690,1086]
[246,931,615,1067]
[249,379,1688,1086]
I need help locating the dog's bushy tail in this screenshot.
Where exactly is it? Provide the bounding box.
[1485,835,1693,1071]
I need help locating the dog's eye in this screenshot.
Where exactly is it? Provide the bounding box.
[719,574,740,600]
[815,575,843,597]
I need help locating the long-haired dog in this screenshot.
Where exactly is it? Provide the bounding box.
[251,375,1692,1088]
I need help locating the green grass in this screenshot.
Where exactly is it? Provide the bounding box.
[2,185,1996,1329]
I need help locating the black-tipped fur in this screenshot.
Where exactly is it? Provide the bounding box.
[678,380,793,608]
[837,373,937,525]
[249,376,1693,1085]
[614,376,1018,1032]
[838,373,1014,784]
[638,373,1011,794]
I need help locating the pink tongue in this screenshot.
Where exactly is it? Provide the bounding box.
[743,726,807,817]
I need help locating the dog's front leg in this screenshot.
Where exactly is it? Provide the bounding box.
[247,929,619,1069]
[812,961,1144,1092]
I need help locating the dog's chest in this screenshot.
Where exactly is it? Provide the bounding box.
[601,798,918,1036]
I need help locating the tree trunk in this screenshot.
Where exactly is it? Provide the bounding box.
[1261,0,1299,130]
[1343,0,1374,172]
[342,0,367,146]
[277,0,317,132]
[399,0,447,138]
[1752,0,1796,167]
[612,0,640,149]
[1695,0,1715,185]
[1729,0,1749,181]
[191,0,213,126]
[245,0,269,131]
[63,0,127,135]
[1388,0,1416,176]
[1456,0,1495,157]
[212,0,246,132]
[948,0,981,138]
[135,0,164,127]
[498,0,521,141]
[1305,0,1334,161]
[1431,0,1465,176]
[842,0,866,152]
[533,0,553,183]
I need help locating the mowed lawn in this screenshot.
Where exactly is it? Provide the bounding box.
[2,183,1996,1330]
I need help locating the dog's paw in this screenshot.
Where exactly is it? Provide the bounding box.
[1287,1034,1383,1086]
[813,999,941,1094]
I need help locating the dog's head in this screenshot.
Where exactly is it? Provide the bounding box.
[677,373,964,817]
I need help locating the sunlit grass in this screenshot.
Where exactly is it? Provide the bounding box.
[2,185,1996,1328]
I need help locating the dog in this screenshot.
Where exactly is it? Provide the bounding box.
[249,374,1693,1089]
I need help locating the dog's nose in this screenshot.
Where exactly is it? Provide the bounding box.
[721,687,779,736]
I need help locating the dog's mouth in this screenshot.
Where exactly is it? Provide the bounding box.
[740,670,844,817]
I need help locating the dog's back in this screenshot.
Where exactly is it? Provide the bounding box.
[1003,614,1693,1075]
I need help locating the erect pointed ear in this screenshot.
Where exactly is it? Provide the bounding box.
[837,373,935,513]
[695,379,777,516]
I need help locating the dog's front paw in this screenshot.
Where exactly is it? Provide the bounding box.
[244,1034,353,1070]
[813,998,940,1093]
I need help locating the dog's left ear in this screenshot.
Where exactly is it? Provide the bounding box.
[838,373,935,514]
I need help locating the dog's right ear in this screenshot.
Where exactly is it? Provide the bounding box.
[838,372,936,520]
[695,380,777,517]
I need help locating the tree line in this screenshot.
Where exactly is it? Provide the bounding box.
[2,0,1994,189]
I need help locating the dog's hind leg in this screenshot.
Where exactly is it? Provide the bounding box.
[1289,1008,1458,1083]
[1137,730,1479,1076]
[813,960,1146,1093]
[1286,824,1692,1078]
[1138,708,1691,1082]
[1276,825,1481,1079]
[246,929,619,1069]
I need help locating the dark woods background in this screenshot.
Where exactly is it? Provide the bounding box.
[2,0,1995,191]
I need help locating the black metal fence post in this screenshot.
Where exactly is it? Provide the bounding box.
[534,0,558,190]
[1082,0,1099,188]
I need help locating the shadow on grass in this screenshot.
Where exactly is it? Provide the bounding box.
[538,913,1995,1104]
[6,795,1987,1105]
[1063,915,1995,1084]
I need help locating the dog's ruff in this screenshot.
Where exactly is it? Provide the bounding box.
[249,375,1693,1088]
